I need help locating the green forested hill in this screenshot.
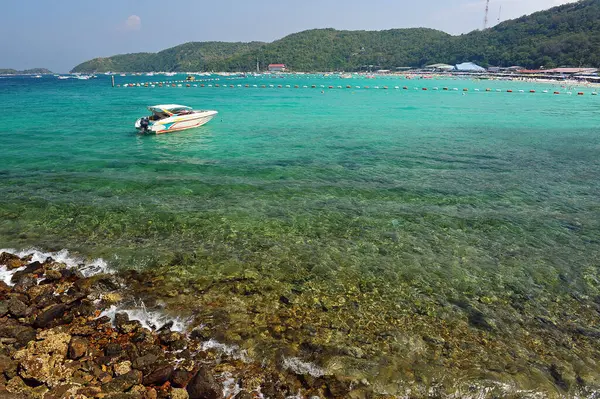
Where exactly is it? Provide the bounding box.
[443,0,600,68]
[0,68,53,75]
[72,0,600,72]
[71,42,264,73]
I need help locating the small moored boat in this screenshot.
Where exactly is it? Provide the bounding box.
[135,104,218,134]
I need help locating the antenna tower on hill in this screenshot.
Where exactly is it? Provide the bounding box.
[483,0,490,29]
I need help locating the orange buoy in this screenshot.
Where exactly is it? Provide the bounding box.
[422,87,428,91]
[346,85,352,89]
[171,84,176,87]
[530,90,535,93]
[364,86,369,89]
[554,91,560,95]
[507,90,512,93]
[201,84,205,87]
[578,92,584,95]
[328,86,333,89]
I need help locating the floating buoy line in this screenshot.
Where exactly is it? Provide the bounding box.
[114,78,599,96]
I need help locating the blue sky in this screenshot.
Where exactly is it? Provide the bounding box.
[1,0,575,72]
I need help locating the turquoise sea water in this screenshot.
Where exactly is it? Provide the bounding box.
[2,74,600,396]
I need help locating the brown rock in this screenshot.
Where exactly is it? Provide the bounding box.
[115,313,142,334]
[143,365,173,386]
[186,367,221,399]
[68,337,88,359]
[170,388,189,399]
[13,329,73,388]
[0,320,36,348]
[0,252,26,270]
[7,298,28,318]
[0,301,8,317]
[0,355,17,378]
[43,269,63,282]
[114,361,132,376]
[43,384,78,399]
[170,369,195,388]
[144,388,158,399]
[0,390,26,399]
[77,386,102,397]
[11,261,43,283]
[233,392,253,399]
[132,353,159,372]
[33,304,68,328]
[102,370,143,393]
[105,343,124,357]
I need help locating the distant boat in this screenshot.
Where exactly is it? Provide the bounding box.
[120,73,127,77]
[146,72,154,76]
[32,75,42,78]
[165,72,177,77]
[57,76,70,80]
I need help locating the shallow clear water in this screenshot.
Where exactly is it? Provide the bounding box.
[2,74,600,396]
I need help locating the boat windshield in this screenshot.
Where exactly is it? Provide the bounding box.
[149,106,192,116]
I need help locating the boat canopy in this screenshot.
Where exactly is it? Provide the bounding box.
[148,104,192,115]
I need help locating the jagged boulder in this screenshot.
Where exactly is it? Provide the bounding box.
[13,328,74,388]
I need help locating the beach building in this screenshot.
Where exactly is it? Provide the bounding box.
[454,62,486,72]
[268,64,287,72]
[425,63,454,72]
[518,67,598,76]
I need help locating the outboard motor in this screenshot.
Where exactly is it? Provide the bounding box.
[139,117,150,133]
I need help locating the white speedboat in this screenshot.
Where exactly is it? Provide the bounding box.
[135,104,218,134]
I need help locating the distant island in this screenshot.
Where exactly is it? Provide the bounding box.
[72,0,600,73]
[0,68,53,75]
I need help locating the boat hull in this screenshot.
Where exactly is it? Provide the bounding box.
[135,111,217,134]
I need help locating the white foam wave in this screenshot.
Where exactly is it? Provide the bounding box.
[0,247,111,277]
[0,265,25,286]
[221,373,242,398]
[282,357,326,378]
[201,339,250,362]
[99,302,189,333]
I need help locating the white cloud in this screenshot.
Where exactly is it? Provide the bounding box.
[124,15,142,31]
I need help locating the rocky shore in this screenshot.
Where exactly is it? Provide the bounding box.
[0,252,374,399]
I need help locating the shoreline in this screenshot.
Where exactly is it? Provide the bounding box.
[2,249,600,399]
[0,251,365,399]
